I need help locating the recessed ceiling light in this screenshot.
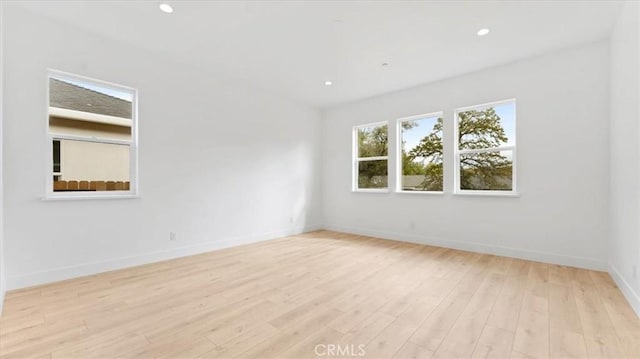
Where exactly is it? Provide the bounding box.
[477,28,490,36]
[324,81,333,86]
[159,3,173,13]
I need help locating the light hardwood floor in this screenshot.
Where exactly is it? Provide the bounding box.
[1,231,638,358]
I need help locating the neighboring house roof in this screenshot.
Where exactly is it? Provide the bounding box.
[49,78,132,119]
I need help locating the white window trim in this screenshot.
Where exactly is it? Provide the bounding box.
[352,121,389,193]
[453,99,518,196]
[395,111,445,194]
[44,69,139,200]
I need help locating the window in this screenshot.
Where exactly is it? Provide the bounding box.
[397,112,444,192]
[353,122,388,191]
[47,70,138,198]
[454,99,516,194]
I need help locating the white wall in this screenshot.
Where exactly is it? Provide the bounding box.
[322,41,610,270]
[0,0,6,313]
[609,1,640,316]
[2,5,322,289]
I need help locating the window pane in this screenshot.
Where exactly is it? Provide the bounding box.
[52,139,130,192]
[400,115,443,191]
[460,150,513,191]
[458,101,515,150]
[358,160,388,189]
[53,140,61,173]
[358,124,388,157]
[49,76,133,141]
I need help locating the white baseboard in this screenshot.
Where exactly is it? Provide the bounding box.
[323,224,607,271]
[608,263,640,318]
[6,224,321,291]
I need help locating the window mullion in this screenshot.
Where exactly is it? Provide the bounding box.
[458,146,514,155]
[357,156,388,162]
[50,133,133,146]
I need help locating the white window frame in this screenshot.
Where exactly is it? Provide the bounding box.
[44,69,139,200]
[453,99,518,196]
[352,121,389,193]
[395,112,444,194]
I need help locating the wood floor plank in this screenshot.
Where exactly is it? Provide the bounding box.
[584,334,627,358]
[123,337,217,359]
[236,306,342,358]
[0,320,88,359]
[572,274,618,340]
[409,254,490,351]
[50,332,149,359]
[328,308,378,334]
[392,340,434,359]
[510,263,550,359]
[202,323,279,358]
[432,314,488,358]
[549,283,583,333]
[549,329,588,359]
[278,326,344,359]
[513,278,549,358]
[616,331,640,359]
[471,325,514,358]
[338,310,396,347]
[549,264,574,286]
[364,320,420,359]
[511,310,549,359]
[432,272,506,358]
[0,230,637,359]
[485,259,530,331]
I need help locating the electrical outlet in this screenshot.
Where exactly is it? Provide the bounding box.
[409,221,415,230]
[170,232,176,241]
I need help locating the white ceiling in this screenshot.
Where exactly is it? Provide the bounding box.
[12,0,624,108]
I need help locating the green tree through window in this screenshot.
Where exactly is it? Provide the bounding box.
[406,103,514,192]
[356,123,388,189]
[354,101,514,193]
[401,116,443,191]
[456,105,514,191]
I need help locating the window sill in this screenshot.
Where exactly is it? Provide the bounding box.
[43,192,139,201]
[453,191,520,197]
[352,189,390,193]
[396,190,444,195]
